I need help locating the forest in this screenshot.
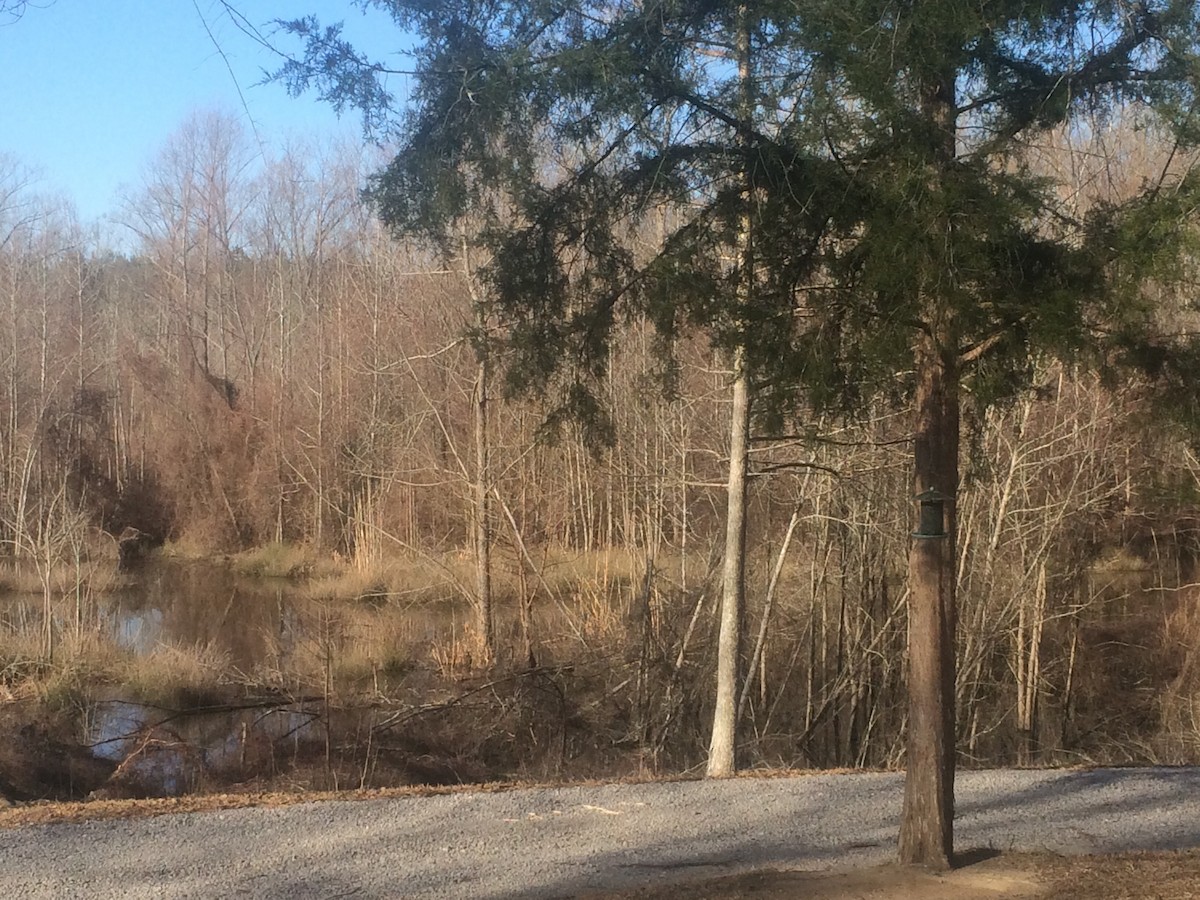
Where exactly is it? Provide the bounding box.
[2,6,1200,857]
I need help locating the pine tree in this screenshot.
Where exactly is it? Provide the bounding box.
[788,2,1200,865]
[274,0,1200,867]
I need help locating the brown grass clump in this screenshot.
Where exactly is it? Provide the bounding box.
[1155,593,1200,762]
[229,543,337,579]
[115,643,232,707]
[0,629,235,714]
[280,600,422,693]
[157,537,210,561]
[0,558,125,596]
[302,550,483,604]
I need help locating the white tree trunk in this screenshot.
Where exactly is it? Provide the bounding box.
[707,346,750,776]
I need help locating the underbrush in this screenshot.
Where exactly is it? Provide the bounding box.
[0,563,716,802]
[2,541,1200,805]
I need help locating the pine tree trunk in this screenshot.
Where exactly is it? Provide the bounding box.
[898,61,960,869]
[898,327,959,868]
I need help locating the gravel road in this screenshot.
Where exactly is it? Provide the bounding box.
[1,767,1198,898]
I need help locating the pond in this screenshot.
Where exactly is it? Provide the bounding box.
[0,554,1195,799]
[0,559,495,798]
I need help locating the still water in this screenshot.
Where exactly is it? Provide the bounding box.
[103,559,479,666]
[1,560,482,796]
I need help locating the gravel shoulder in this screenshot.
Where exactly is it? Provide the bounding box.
[1,767,1198,898]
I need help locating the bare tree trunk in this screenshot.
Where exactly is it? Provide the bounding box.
[517,471,535,669]
[1060,598,1081,751]
[677,403,690,590]
[706,1,753,780]
[274,255,287,543]
[707,346,750,776]
[473,350,494,666]
[463,233,495,667]
[1016,563,1046,765]
[739,503,801,725]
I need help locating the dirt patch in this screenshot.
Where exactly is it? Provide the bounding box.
[1036,850,1200,899]
[584,850,1200,900]
[588,854,1044,899]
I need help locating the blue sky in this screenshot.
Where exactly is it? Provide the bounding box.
[1,1,408,223]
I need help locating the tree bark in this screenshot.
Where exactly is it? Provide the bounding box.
[1016,563,1046,766]
[461,230,495,667]
[898,327,959,868]
[472,315,494,667]
[898,60,960,869]
[470,355,494,667]
[706,0,754,779]
[708,346,750,776]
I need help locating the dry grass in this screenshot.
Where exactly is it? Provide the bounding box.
[1,546,510,708]
[228,542,338,580]
[156,536,211,561]
[538,546,648,589]
[1091,547,1156,573]
[302,566,394,602]
[302,549,492,604]
[115,642,232,705]
[0,558,126,595]
[0,628,235,712]
[0,631,50,692]
[429,626,487,679]
[281,600,424,692]
[222,541,694,613]
[1156,597,1200,763]
[33,643,124,710]
[234,543,683,691]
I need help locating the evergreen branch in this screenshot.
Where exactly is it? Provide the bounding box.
[960,2,1167,135]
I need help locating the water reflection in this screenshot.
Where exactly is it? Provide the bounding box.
[100,562,297,670]
[108,608,164,655]
[87,693,325,796]
[55,559,478,797]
